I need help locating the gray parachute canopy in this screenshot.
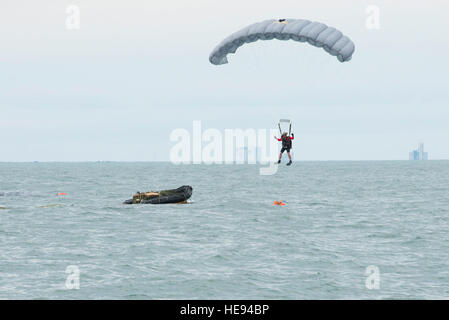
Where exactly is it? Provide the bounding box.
[209,19,355,65]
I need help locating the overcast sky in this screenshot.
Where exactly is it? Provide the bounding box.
[1,0,448,161]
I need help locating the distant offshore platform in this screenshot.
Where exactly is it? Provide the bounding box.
[409,143,429,160]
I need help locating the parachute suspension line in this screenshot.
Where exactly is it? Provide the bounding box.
[278,119,292,136]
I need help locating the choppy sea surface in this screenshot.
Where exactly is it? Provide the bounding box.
[1,161,449,299]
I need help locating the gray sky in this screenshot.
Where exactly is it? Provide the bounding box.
[1,0,448,161]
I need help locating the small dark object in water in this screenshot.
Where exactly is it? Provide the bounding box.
[0,191,23,197]
[123,186,193,204]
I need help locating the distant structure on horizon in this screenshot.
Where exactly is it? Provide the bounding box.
[409,143,428,160]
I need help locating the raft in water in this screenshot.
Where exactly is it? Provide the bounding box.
[123,186,193,204]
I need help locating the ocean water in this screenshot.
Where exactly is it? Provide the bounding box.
[1,161,449,299]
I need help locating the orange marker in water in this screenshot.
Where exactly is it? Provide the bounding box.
[57,192,67,196]
[273,201,286,206]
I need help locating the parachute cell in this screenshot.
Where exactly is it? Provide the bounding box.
[209,19,355,65]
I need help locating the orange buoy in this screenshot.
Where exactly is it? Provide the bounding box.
[273,201,286,206]
[57,192,67,196]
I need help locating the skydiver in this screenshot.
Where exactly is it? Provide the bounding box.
[274,132,294,165]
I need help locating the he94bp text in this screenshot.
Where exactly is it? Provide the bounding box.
[180,304,270,317]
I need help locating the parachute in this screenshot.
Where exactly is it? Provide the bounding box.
[209,19,355,65]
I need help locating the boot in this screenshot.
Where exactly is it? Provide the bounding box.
[287,160,292,166]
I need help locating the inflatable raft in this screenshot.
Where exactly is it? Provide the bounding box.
[123,186,192,204]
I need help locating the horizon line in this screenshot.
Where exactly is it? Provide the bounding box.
[0,159,447,163]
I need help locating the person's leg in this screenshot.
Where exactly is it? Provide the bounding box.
[277,148,285,163]
[286,150,292,165]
